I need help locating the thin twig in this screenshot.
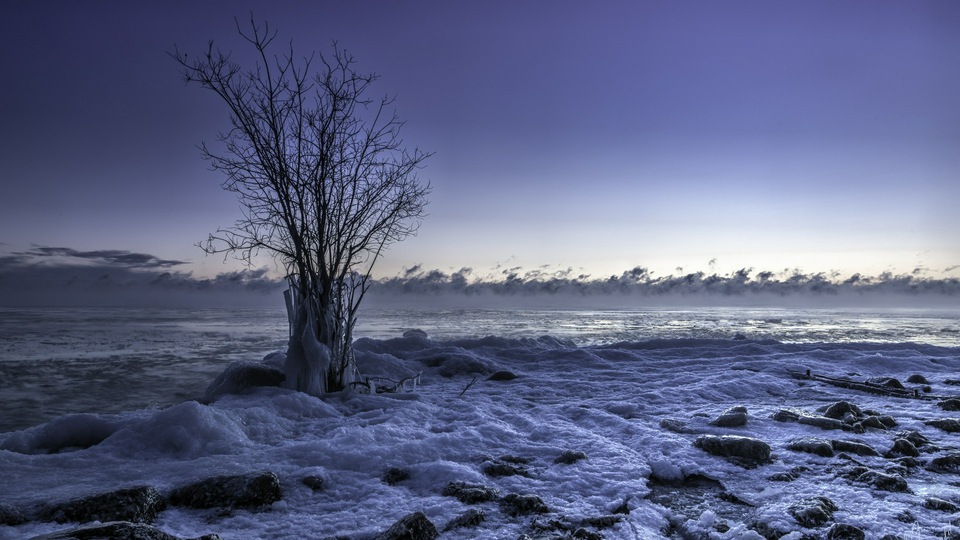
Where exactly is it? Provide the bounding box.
[458,376,479,398]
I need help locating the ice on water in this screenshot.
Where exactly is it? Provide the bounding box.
[1,307,959,539]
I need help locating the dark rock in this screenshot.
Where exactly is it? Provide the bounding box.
[767,466,807,482]
[946,379,960,386]
[659,418,693,433]
[789,496,837,528]
[893,456,922,469]
[572,528,603,540]
[940,399,960,412]
[694,435,772,465]
[926,497,960,512]
[907,374,930,384]
[926,418,960,433]
[29,521,223,540]
[0,503,26,526]
[39,486,166,524]
[896,510,916,523]
[841,466,910,493]
[862,470,910,493]
[898,430,933,449]
[867,377,906,390]
[799,415,846,431]
[831,439,878,457]
[928,453,960,473]
[169,472,282,509]
[922,385,932,393]
[484,461,529,478]
[787,437,834,457]
[382,468,411,485]
[772,409,801,423]
[441,482,499,504]
[203,362,285,402]
[611,500,630,515]
[442,508,485,531]
[858,416,889,430]
[27,414,118,454]
[711,406,748,427]
[500,494,549,516]
[827,523,865,540]
[374,511,439,540]
[751,521,789,540]
[555,450,588,465]
[877,416,897,428]
[886,438,920,458]
[487,370,517,381]
[580,515,621,529]
[823,401,862,420]
[301,475,326,492]
[403,329,428,339]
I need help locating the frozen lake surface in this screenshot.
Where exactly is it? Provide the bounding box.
[1,306,959,539]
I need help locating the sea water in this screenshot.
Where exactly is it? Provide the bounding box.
[0,306,957,433]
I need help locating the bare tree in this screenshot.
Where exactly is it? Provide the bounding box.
[172,18,430,394]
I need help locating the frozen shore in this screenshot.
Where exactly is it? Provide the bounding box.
[2,334,960,539]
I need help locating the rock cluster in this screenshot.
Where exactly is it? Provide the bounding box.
[679,391,960,538]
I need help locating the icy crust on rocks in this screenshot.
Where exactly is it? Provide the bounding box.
[1,334,959,539]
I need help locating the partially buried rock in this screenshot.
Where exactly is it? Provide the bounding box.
[30,521,222,540]
[886,438,920,458]
[203,362,285,402]
[711,405,748,427]
[555,450,588,465]
[831,439,878,457]
[374,511,439,540]
[867,377,906,390]
[823,401,862,420]
[169,472,282,510]
[925,497,960,513]
[694,435,772,466]
[382,467,411,485]
[39,486,166,524]
[767,466,808,482]
[939,399,960,412]
[841,466,910,493]
[799,415,846,431]
[925,418,960,433]
[500,494,549,516]
[928,453,960,473]
[301,475,326,492]
[786,437,834,458]
[483,458,530,478]
[827,523,865,540]
[907,374,930,384]
[442,508,485,531]
[442,482,499,504]
[487,370,517,381]
[789,496,837,528]
[0,503,26,526]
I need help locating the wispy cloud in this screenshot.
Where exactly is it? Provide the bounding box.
[374,265,960,301]
[17,246,188,269]
[0,247,282,307]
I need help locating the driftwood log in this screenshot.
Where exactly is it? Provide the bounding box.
[789,369,944,400]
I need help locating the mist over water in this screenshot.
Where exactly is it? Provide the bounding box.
[0,306,957,432]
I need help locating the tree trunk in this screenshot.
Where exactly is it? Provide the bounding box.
[282,281,357,394]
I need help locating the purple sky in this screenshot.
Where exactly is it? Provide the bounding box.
[2,1,959,300]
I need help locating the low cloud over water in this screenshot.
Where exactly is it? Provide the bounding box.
[1,246,957,307]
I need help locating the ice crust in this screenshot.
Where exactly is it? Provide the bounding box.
[2,334,959,539]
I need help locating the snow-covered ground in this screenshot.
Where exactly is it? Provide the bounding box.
[2,329,960,539]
